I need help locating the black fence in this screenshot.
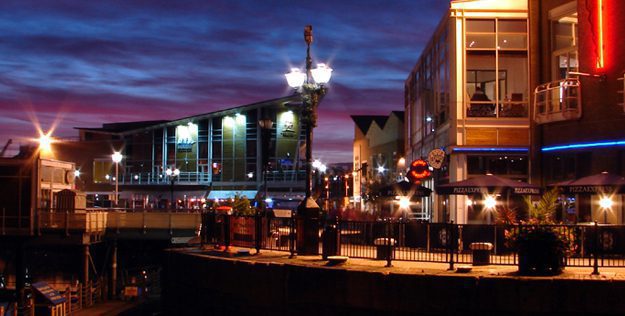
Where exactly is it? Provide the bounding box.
[201,213,625,270]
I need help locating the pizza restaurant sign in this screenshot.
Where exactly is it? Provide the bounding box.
[567,186,616,193]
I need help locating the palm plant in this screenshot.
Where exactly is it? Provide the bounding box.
[524,187,559,224]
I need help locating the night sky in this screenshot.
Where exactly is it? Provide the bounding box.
[0,0,448,163]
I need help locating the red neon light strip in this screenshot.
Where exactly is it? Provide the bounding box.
[597,0,604,69]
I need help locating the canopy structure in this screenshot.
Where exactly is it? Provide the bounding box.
[550,172,625,195]
[436,174,541,195]
[378,180,432,199]
[207,190,257,200]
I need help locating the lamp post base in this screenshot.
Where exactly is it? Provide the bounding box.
[297,197,321,255]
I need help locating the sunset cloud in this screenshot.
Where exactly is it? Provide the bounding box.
[0,0,448,162]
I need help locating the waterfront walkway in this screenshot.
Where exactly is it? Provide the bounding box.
[163,246,625,315]
[179,246,625,281]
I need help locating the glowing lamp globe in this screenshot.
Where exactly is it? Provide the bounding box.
[398,196,410,209]
[599,196,613,209]
[38,134,53,153]
[111,152,123,163]
[484,195,497,209]
[285,68,306,88]
[311,63,332,85]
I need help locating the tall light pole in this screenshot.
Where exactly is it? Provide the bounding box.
[111,151,123,207]
[166,167,180,209]
[284,25,333,255]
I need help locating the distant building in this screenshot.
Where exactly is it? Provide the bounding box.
[50,95,309,209]
[351,111,405,212]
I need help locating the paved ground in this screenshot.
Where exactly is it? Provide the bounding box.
[180,246,625,281]
[74,300,143,316]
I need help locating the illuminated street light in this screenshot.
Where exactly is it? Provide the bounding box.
[484,195,497,209]
[166,167,180,209]
[285,25,333,255]
[484,195,497,224]
[398,196,411,210]
[38,133,53,153]
[111,151,123,207]
[599,195,614,223]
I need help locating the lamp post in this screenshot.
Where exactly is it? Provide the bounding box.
[111,151,123,207]
[284,25,332,255]
[258,118,274,212]
[166,167,180,209]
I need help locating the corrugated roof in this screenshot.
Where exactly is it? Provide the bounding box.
[75,94,302,135]
[351,115,389,134]
[391,111,405,122]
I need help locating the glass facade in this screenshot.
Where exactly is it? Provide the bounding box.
[466,18,529,118]
[89,104,307,192]
[405,0,530,224]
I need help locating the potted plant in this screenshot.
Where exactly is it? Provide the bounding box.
[508,188,570,275]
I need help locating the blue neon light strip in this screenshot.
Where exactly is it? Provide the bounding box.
[453,147,528,153]
[542,140,625,152]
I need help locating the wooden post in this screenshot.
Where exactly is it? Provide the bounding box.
[66,287,71,315]
[111,241,118,299]
[82,245,90,285]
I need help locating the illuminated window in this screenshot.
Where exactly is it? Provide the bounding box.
[550,4,578,80]
[465,18,529,119]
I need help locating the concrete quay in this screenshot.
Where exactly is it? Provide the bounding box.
[162,247,625,316]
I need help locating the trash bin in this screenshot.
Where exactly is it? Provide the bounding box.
[373,238,396,260]
[322,224,340,259]
[470,242,493,266]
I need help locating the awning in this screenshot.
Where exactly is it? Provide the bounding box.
[32,282,66,305]
[207,190,257,200]
[549,172,625,194]
[436,174,541,195]
[378,180,432,199]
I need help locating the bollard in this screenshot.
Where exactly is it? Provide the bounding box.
[223,215,231,251]
[592,221,600,275]
[322,218,340,260]
[255,210,262,254]
[386,219,393,267]
[289,215,296,258]
[447,220,455,271]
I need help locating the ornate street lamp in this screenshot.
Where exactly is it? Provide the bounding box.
[111,151,123,207]
[166,167,180,209]
[284,25,333,255]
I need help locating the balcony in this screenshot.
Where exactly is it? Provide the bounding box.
[534,78,581,124]
[466,101,528,118]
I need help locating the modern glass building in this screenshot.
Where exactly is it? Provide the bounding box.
[405,0,530,223]
[54,95,308,209]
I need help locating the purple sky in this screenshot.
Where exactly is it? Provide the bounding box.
[0,0,448,163]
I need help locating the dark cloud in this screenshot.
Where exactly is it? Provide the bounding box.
[0,0,448,161]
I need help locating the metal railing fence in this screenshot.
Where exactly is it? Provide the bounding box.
[201,214,623,271]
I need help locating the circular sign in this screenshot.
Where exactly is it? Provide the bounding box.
[407,159,431,184]
[427,149,446,169]
[65,170,75,185]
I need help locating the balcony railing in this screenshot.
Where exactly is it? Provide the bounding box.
[115,170,306,185]
[534,78,581,124]
[466,101,528,118]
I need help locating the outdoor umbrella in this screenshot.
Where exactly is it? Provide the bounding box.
[549,172,625,195]
[436,174,541,195]
[379,180,432,199]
